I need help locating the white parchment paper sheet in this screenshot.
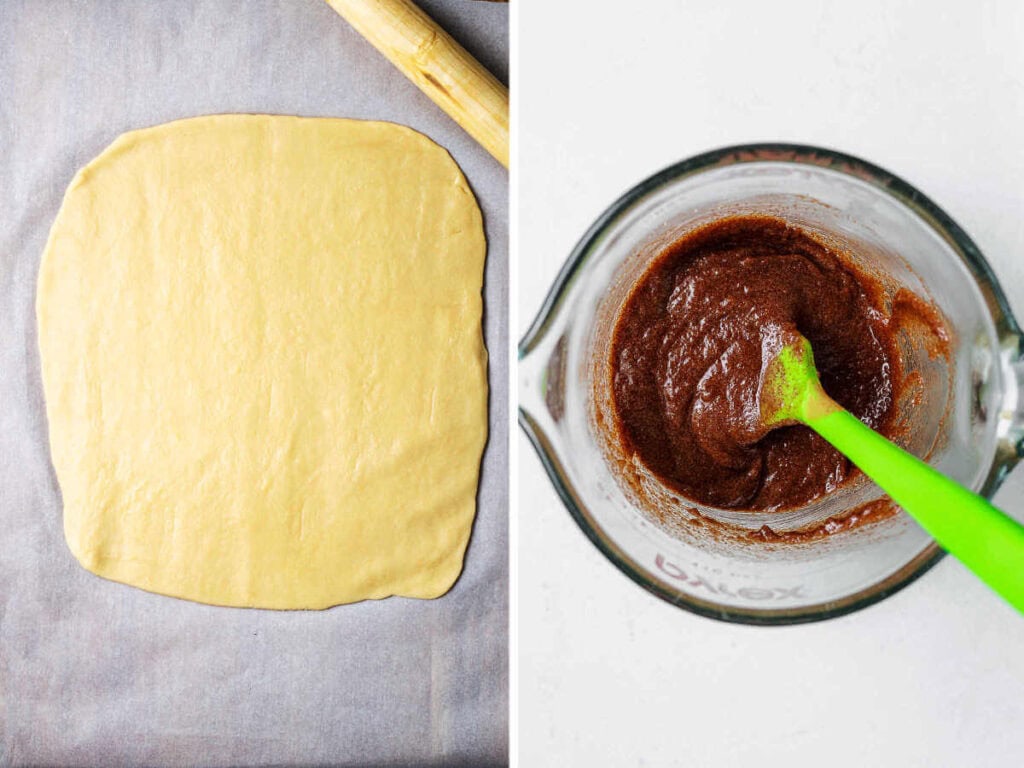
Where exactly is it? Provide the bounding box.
[0,1,508,765]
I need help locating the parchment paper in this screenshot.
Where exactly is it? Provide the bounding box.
[0,2,508,765]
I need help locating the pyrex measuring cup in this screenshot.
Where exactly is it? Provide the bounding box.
[519,144,1024,624]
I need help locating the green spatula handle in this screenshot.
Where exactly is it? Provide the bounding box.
[810,409,1024,613]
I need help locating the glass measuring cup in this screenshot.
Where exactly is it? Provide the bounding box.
[519,144,1024,624]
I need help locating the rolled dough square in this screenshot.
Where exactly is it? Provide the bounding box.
[37,115,488,609]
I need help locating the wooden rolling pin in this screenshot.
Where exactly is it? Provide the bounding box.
[325,0,509,167]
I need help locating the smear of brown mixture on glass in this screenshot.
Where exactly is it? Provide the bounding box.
[610,215,941,512]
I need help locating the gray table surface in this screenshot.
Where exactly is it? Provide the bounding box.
[0,1,508,765]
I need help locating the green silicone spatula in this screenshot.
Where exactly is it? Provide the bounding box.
[762,333,1024,613]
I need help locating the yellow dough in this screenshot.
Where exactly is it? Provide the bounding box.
[37,115,488,609]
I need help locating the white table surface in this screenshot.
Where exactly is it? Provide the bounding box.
[516,2,1024,766]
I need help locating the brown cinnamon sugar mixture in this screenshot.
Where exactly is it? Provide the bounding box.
[609,215,942,512]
